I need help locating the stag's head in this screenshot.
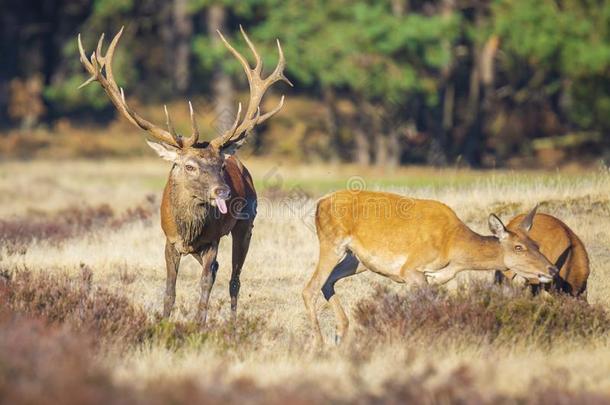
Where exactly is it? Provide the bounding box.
[77,26,292,213]
[488,205,558,283]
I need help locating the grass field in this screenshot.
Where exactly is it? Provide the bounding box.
[1,157,610,403]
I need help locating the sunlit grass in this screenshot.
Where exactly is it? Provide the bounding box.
[0,158,609,400]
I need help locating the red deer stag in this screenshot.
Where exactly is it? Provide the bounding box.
[303,190,558,345]
[78,26,291,323]
[494,207,590,299]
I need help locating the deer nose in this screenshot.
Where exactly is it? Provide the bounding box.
[212,186,230,200]
[548,266,558,276]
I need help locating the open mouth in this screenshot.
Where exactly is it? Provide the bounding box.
[212,197,228,214]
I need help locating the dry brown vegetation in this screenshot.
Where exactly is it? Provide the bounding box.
[1,158,609,404]
[355,283,610,348]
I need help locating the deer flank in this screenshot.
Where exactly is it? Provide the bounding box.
[303,190,557,346]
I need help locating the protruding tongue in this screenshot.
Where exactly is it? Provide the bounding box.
[215,197,228,214]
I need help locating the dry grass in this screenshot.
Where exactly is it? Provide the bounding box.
[1,158,609,403]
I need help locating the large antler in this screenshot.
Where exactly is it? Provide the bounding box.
[77,27,200,148]
[210,26,293,151]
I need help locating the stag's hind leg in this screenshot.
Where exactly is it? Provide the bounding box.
[230,219,254,321]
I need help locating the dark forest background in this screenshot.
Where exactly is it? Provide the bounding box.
[2,0,610,167]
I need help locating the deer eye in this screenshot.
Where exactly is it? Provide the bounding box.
[514,245,524,252]
[185,164,196,172]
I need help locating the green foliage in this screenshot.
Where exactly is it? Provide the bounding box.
[493,0,610,131]
[45,30,138,113]
[188,0,260,16]
[93,0,134,18]
[258,0,459,104]
[5,0,610,163]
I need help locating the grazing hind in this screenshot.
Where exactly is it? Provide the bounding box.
[303,190,558,346]
[495,207,590,299]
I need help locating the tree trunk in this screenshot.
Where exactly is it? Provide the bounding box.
[376,0,408,167]
[391,0,408,15]
[386,129,400,167]
[173,0,192,94]
[207,4,235,134]
[353,127,371,165]
[374,134,387,166]
[365,101,387,167]
[426,0,455,166]
[322,88,342,162]
[461,12,484,166]
[353,97,371,165]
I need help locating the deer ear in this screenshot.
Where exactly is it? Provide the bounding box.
[220,140,246,158]
[147,140,179,162]
[520,204,538,233]
[489,214,509,240]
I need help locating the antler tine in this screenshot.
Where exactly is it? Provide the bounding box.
[77,34,90,67]
[76,28,181,148]
[77,34,95,81]
[210,28,290,150]
[183,101,200,148]
[216,29,253,82]
[95,33,106,65]
[103,26,123,91]
[257,95,285,125]
[270,39,294,87]
[77,74,96,90]
[222,105,261,149]
[239,25,262,74]
[228,102,243,135]
[164,105,177,137]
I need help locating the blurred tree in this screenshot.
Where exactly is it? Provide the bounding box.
[8,75,46,130]
[1,0,609,166]
[160,0,193,95]
[488,0,610,161]
[206,3,235,133]
[257,0,459,166]
[172,0,192,94]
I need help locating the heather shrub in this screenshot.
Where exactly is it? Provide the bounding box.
[1,277,609,404]
[354,281,610,347]
[0,268,149,345]
[359,367,610,405]
[0,268,268,352]
[0,199,155,253]
[147,313,267,352]
[0,314,132,405]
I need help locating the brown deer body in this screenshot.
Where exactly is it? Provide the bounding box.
[495,211,590,299]
[303,190,558,345]
[78,27,291,323]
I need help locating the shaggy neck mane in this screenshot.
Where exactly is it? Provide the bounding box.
[169,178,209,245]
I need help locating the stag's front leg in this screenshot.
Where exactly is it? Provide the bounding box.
[195,243,219,325]
[163,240,181,318]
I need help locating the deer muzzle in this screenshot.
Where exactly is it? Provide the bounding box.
[212,186,231,214]
[538,266,558,283]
